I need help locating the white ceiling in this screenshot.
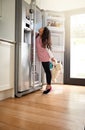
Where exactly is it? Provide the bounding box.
[25,0,85,11]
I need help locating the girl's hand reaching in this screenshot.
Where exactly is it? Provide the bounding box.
[51,57,56,62]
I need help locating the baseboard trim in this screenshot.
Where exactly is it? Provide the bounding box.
[0,88,14,101]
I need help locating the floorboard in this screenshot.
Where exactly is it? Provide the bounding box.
[0,85,85,130]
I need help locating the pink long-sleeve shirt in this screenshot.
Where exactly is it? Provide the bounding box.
[36,36,50,62]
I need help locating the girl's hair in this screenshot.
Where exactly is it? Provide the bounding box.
[41,27,52,49]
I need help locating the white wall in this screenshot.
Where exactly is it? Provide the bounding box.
[39,0,85,11]
[25,0,85,11]
[24,0,31,4]
[0,0,15,41]
[24,0,41,7]
[0,0,2,17]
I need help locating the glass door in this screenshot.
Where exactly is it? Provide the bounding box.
[64,9,85,86]
[70,14,85,79]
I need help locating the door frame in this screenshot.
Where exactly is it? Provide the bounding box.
[64,8,85,86]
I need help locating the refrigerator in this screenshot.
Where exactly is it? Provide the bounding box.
[15,0,42,97]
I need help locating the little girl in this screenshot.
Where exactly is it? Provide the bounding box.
[36,27,55,94]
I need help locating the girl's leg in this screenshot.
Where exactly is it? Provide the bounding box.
[42,62,52,92]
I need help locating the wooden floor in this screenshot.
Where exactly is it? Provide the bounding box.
[0,84,85,130]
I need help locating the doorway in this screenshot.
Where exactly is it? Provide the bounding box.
[64,8,85,86]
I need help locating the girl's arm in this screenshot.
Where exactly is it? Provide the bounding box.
[46,48,56,62]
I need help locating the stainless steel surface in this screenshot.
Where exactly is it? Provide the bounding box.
[15,0,42,97]
[18,42,31,92]
[32,0,36,87]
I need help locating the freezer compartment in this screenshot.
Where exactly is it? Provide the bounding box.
[18,29,31,92]
[18,42,31,92]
